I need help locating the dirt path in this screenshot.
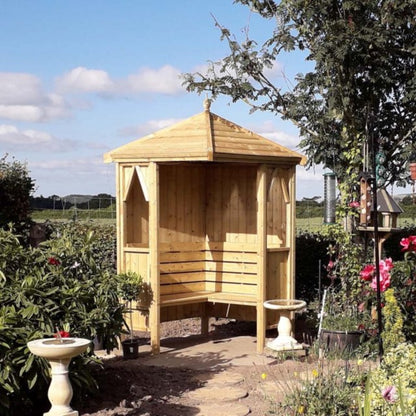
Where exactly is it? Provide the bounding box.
[78,319,315,416]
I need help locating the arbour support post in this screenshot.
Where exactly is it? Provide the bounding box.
[149,162,160,354]
[256,165,267,353]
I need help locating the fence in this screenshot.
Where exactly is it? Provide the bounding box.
[31,196,116,221]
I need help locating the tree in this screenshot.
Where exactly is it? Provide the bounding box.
[183,0,416,200]
[0,155,35,231]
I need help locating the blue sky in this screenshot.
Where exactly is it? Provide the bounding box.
[1,0,328,199]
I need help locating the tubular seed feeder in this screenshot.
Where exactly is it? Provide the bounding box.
[104,101,306,354]
[323,171,337,224]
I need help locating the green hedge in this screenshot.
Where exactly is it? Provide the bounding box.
[295,231,333,303]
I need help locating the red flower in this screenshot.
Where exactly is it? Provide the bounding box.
[360,264,375,281]
[400,236,416,252]
[54,330,70,338]
[48,257,60,266]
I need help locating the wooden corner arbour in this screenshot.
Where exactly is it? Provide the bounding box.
[105,102,306,354]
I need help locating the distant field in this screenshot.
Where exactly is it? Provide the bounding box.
[296,216,416,234]
[296,217,325,233]
[31,206,116,223]
[32,209,416,233]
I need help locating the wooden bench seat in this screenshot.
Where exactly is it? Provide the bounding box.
[160,291,212,306]
[160,290,257,307]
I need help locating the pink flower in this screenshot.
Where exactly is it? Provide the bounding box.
[382,385,397,403]
[370,271,391,292]
[349,201,360,208]
[361,258,393,292]
[360,264,375,281]
[326,260,335,271]
[380,257,394,272]
[400,236,416,252]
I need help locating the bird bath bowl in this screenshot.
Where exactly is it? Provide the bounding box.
[264,299,306,351]
[27,338,91,416]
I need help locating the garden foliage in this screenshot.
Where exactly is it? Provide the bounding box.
[0,223,123,416]
[184,0,416,194]
[0,156,35,236]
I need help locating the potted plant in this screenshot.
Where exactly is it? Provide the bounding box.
[319,288,368,352]
[117,271,153,359]
[317,224,374,353]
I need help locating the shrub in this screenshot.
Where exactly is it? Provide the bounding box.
[367,343,416,415]
[0,156,35,237]
[274,361,361,415]
[0,224,123,415]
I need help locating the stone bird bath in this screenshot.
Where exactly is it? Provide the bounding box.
[264,299,306,351]
[27,337,91,416]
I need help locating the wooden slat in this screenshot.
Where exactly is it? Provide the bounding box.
[206,281,257,295]
[204,271,257,285]
[160,251,206,263]
[207,292,256,305]
[267,246,290,252]
[160,261,205,274]
[160,291,212,306]
[160,241,206,252]
[205,241,257,252]
[123,244,149,253]
[205,251,257,262]
[160,291,257,307]
[160,281,207,295]
[161,271,205,285]
[204,261,257,274]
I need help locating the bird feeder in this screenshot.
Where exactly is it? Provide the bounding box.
[323,172,336,224]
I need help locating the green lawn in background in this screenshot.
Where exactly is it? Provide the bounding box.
[32,207,416,233]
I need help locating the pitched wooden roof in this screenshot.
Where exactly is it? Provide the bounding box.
[104,101,306,165]
[373,189,403,214]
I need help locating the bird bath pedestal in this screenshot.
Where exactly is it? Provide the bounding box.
[264,299,306,351]
[27,338,91,416]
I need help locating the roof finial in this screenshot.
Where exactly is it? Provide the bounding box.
[203,97,211,111]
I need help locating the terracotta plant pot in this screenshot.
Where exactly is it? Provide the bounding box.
[410,162,416,180]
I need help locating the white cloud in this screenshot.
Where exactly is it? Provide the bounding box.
[55,67,114,93]
[0,73,44,105]
[119,118,181,137]
[125,65,184,95]
[0,124,77,151]
[55,65,185,97]
[0,73,69,122]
